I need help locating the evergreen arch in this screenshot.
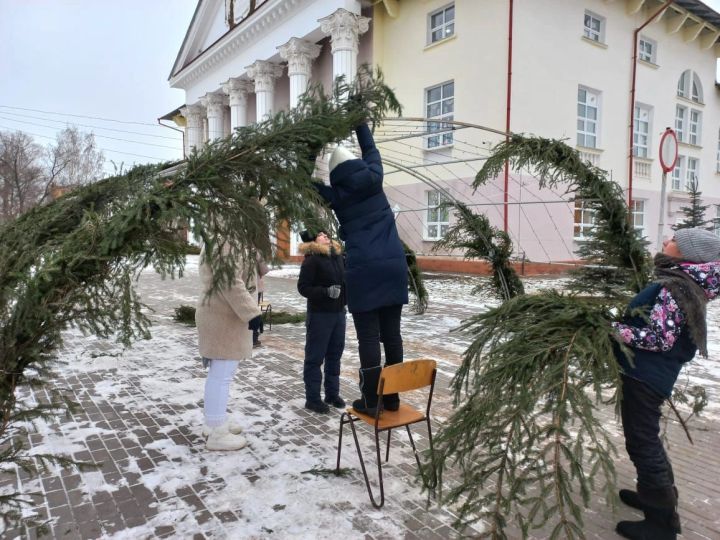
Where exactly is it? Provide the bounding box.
[426,135,654,538]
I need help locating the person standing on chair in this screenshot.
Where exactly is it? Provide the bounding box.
[196,243,263,450]
[314,121,408,416]
[612,228,720,539]
[297,229,347,414]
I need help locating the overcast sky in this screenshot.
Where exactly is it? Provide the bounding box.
[1,0,720,176]
[0,0,197,175]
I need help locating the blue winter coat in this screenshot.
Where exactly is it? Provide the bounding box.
[315,123,408,313]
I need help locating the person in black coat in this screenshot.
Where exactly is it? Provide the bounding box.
[297,229,347,414]
[315,122,409,415]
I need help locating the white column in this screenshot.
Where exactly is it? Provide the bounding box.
[246,60,284,121]
[278,38,321,109]
[180,104,205,152]
[201,93,227,141]
[319,8,370,87]
[223,77,253,129]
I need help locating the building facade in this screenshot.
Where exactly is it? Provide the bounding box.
[167,0,720,266]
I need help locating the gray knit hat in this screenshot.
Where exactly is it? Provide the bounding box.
[674,227,720,263]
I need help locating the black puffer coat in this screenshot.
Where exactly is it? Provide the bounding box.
[315,123,408,313]
[297,240,346,312]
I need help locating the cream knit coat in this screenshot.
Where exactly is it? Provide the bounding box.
[196,247,261,361]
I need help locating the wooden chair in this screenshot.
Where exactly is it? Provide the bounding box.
[335,359,437,508]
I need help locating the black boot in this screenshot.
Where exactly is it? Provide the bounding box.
[616,507,679,539]
[619,486,679,512]
[352,366,381,416]
[382,393,400,411]
[616,485,680,539]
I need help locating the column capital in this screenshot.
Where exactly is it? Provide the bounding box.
[180,104,205,126]
[278,38,321,77]
[223,77,254,106]
[200,92,227,118]
[245,60,284,94]
[318,8,370,53]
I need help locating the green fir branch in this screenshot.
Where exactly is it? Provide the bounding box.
[0,67,401,530]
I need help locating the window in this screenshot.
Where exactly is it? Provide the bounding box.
[574,200,596,239]
[689,110,702,145]
[686,157,699,188]
[671,156,685,191]
[631,199,646,238]
[425,81,454,148]
[428,4,455,44]
[692,74,703,103]
[633,104,651,158]
[675,105,687,142]
[678,70,690,98]
[678,70,704,103]
[638,36,656,63]
[577,87,599,148]
[583,11,605,43]
[425,191,449,240]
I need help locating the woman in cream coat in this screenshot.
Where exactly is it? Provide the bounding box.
[196,245,262,451]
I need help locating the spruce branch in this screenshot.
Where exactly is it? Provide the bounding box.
[0,68,401,530]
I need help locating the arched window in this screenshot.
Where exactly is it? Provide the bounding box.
[677,69,703,103]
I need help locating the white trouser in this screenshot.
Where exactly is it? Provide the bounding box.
[203,359,240,428]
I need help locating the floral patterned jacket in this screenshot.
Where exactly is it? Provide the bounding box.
[612,261,720,397]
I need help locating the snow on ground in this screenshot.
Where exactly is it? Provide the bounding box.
[14,256,720,538]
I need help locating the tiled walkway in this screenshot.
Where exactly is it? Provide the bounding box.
[3,262,720,539]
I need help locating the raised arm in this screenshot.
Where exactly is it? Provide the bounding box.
[355,123,383,183]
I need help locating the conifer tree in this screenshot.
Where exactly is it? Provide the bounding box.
[0,68,401,530]
[403,241,429,314]
[425,135,651,539]
[672,176,711,230]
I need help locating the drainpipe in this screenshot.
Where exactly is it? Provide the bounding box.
[503,0,514,233]
[628,0,673,208]
[157,118,186,159]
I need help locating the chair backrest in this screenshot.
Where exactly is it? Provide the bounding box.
[378,359,437,395]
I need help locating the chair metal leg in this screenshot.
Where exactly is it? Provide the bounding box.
[405,424,423,471]
[336,413,348,472]
[347,415,385,508]
[426,418,437,490]
[385,429,392,462]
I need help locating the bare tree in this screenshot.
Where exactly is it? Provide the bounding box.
[0,131,46,222]
[50,126,104,187]
[0,127,105,222]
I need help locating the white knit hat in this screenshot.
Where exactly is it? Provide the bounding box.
[329,145,356,173]
[674,227,720,263]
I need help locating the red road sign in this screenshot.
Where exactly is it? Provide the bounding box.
[659,128,678,173]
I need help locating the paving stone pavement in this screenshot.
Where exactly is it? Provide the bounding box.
[3,259,720,539]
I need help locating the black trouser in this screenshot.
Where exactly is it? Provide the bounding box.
[303,310,346,402]
[621,375,676,501]
[351,304,403,370]
[253,292,264,344]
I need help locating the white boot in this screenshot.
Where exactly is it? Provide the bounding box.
[205,423,247,451]
[202,420,242,438]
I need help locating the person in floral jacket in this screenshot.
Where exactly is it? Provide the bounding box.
[612,227,720,540]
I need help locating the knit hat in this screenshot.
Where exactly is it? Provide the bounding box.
[299,230,316,243]
[674,227,720,263]
[329,145,356,173]
[299,229,327,243]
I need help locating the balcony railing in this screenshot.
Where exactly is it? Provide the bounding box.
[634,158,652,179]
[577,147,601,167]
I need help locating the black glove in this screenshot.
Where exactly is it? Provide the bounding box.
[326,285,341,299]
[248,315,263,332]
